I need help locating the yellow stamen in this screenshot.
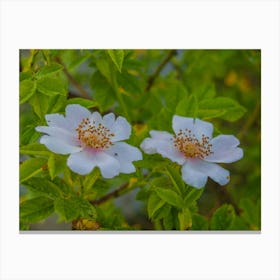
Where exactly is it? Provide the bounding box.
[173,129,213,159]
[76,118,114,150]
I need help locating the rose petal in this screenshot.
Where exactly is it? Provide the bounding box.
[110,116,131,142]
[36,126,76,145]
[140,138,158,154]
[67,150,97,175]
[193,118,213,139]
[157,140,186,165]
[150,130,174,141]
[204,135,243,163]
[172,116,213,139]
[94,152,121,178]
[140,131,185,164]
[40,135,82,155]
[172,115,195,134]
[102,113,116,129]
[45,113,72,131]
[181,161,208,189]
[183,159,230,187]
[67,150,120,177]
[65,104,91,129]
[106,142,142,173]
[91,111,102,125]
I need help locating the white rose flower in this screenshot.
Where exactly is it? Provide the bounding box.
[36,104,142,178]
[140,115,243,188]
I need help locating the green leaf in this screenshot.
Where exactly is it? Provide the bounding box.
[178,208,192,230]
[198,97,246,121]
[154,187,183,208]
[20,80,37,104]
[66,98,97,108]
[20,124,40,145]
[24,177,62,199]
[54,196,97,222]
[54,197,80,222]
[165,165,185,195]
[36,63,64,78]
[175,94,198,118]
[184,187,204,205]
[107,50,124,72]
[20,197,54,224]
[20,158,48,183]
[20,71,33,81]
[96,58,116,87]
[20,143,51,156]
[239,198,260,230]
[48,154,67,180]
[37,77,67,96]
[163,211,174,230]
[191,213,209,230]
[193,83,216,100]
[83,168,100,193]
[29,92,50,119]
[210,204,235,230]
[147,193,165,219]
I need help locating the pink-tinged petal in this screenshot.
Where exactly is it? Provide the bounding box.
[102,113,116,129]
[65,104,91,128]
[172,115,195,134]
[67,150,120,177]
[193,118,213,139]
[94,152,121,178]
[45,113,72,131]
[111,116,131,142]
[106,142,142,173]
[204,135,243,163]
[184,159,230,186]
[40,135,82,155]
[67,150,97,175]
[181,161,208,188]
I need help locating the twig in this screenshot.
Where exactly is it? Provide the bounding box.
[145,50,177,91]
[238,100,260,141]
[55,57,91,100]
[90,183,129,205]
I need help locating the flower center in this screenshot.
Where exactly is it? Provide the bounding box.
[76,118,114,150]
[173,129,213,159]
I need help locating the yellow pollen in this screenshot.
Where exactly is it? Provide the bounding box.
[173,129,213,159]
[76,118,114,150]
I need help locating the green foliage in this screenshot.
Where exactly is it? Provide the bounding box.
[20,158,48,183]
[107,50,124,72]
[54,197,97,222]
[20,79,36,104]
[210,204,235,230]
[20,197,54,224]
[24,177,63,199]
[19,49,260,230]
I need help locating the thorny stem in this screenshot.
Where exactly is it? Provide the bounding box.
[90,183,129,205]
[145,50,177,91]
[55,57,91,100]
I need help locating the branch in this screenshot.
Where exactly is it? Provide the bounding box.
[238,100,260,141]
[55,57,91,100]
[90,183,129,205]
[145,50,177,91]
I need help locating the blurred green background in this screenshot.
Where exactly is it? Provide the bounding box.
[20,50,261,230]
